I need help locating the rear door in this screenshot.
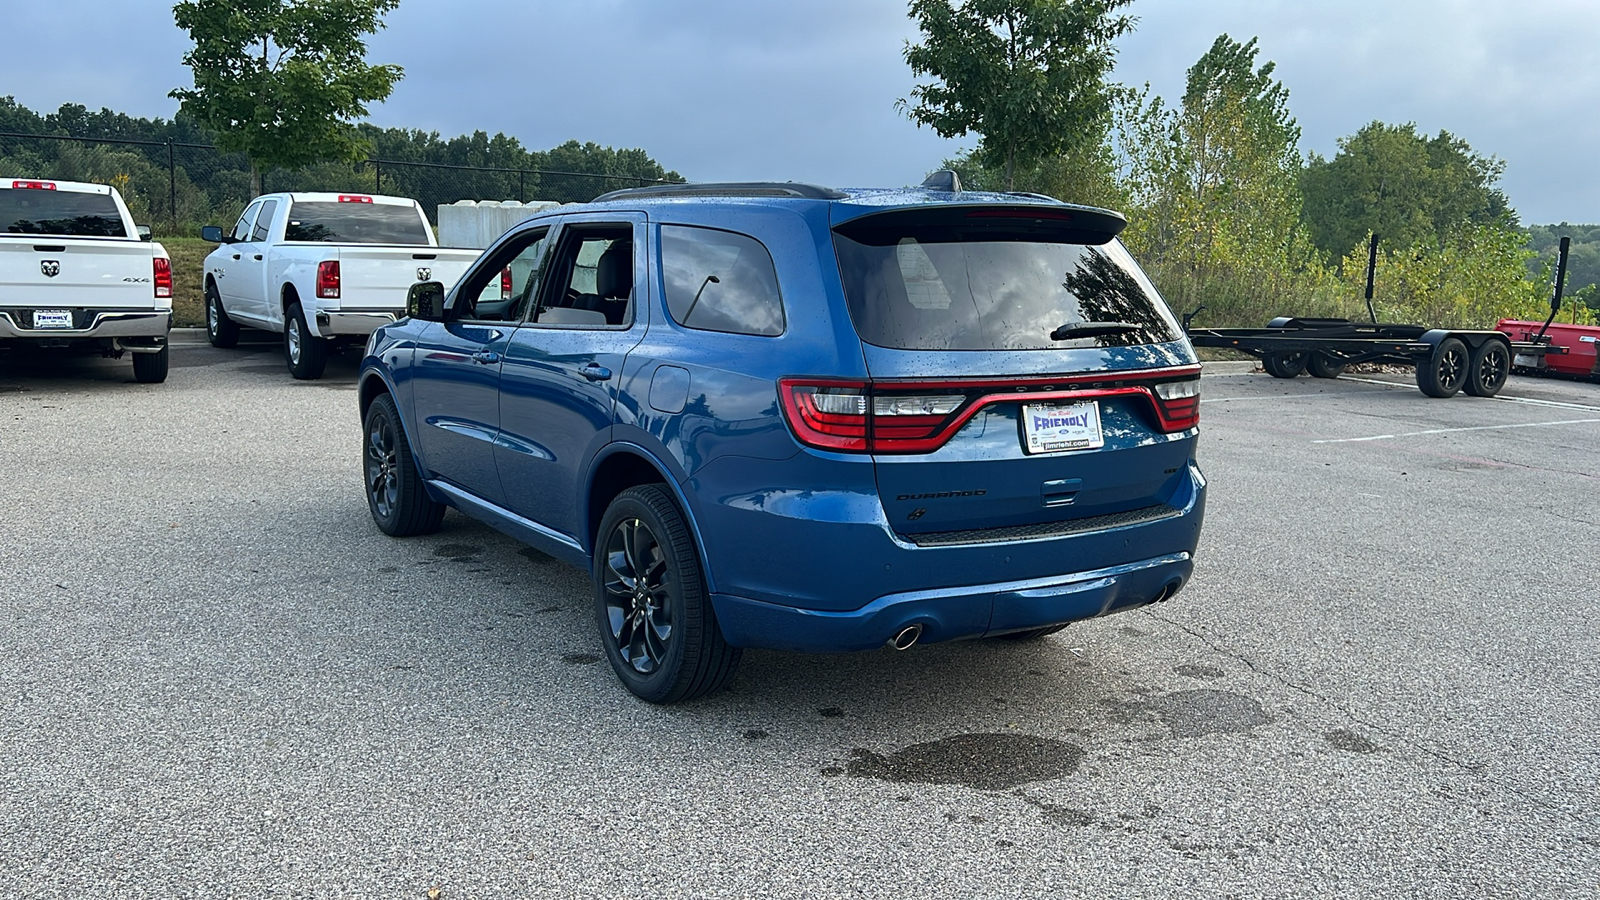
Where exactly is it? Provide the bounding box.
[827,206,1198,541]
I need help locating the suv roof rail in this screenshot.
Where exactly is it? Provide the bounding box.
[592,182,849,202]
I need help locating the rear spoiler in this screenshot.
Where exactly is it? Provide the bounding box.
[833,203,1128,245]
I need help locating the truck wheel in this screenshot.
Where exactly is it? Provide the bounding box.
[1465,339,1510,397]
[131,346,169,384]
[1416,337,1469,398]
[284,303,328,380]
[1262,352,1307,378]
[1306,353,1346,379]
[594,485,741,704]
[363,393,445,537]
[205,283,239,348]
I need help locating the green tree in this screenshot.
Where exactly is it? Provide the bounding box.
[1301,122,1513,261]
[1116,35,1330,322]
[901,0,1134,190]
[170,0,404,194]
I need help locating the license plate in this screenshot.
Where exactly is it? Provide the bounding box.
[33,309,73,329]
[1022,401,1103,454]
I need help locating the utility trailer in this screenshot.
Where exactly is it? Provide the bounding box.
[1183,234,1573,399]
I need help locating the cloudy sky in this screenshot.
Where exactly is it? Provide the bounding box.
[5,0,1597,223]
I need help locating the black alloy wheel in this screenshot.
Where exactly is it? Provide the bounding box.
[206,282,239,348]
[1263,352,1308,378]
[363,393,445,536]
[594,484,740,703]
[1416,337,1469,398]
[1465,339,1511,397]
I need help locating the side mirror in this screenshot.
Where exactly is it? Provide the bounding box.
[407,281,449,321]
[200,225,227,243]
[136,225,153,242]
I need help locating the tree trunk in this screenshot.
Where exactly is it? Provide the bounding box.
[1005,150,1015,192]
[250,162,262,197]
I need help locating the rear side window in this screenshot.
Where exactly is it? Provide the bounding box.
[284,201,430,244]
[661,225,784,337]
[832,220,1179,350]
[0,188,126,238]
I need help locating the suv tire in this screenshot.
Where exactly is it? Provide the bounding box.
[131,345,169,384]
[206,282,239,348]
[363,393,446,536]
[594,484,741,703]
[285,302,328,380]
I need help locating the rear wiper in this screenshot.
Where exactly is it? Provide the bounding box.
[1050,321,1141,341]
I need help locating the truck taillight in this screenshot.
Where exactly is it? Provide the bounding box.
[11,180,55,190]
[337,194,373,203]
[316,260,341,299]
[501,266,513,301]
[152,257,172,299]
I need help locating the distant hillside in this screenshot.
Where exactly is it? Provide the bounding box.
[1526,224,1600,309]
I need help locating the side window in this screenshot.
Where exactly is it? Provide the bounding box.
[455,227,550,322]
[533,224,634,328]
[251,199,278,243]
[231,201,262,242]
[661,225,784,336]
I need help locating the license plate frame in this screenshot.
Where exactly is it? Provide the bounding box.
[32,309,73,329]
[1021,400,1104,454]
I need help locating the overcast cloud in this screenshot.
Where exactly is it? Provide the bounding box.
[3,0,1596,223]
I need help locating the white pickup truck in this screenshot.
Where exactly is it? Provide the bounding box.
[200,192,478,378]
[0,178,172,383]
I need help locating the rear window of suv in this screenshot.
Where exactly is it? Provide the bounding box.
[284,201,430,244]
[832,213,1179,350]
[0,188,126,238]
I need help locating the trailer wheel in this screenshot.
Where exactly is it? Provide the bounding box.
[1306,353,1346,379]
[1417,338,1469,398]
[1464,339,1510,397]
[1262,352,1307,378]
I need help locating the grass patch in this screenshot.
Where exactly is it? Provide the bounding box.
[158,235,213,328]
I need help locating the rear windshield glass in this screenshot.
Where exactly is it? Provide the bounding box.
[0,189,126,238]
[832,223,1179,350]
[284,201,429,244]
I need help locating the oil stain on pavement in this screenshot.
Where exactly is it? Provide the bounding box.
[843,733,1086,791]
[1149,689,1271,738]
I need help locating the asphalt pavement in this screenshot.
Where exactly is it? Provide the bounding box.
[1,342,1596,898]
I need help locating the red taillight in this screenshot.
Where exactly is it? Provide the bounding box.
[337,194,373,203]
[779,369,1200,454]
[11,180,56,190]
[501,266,513,301]
[316,260,341,299]
[152,257,172,299]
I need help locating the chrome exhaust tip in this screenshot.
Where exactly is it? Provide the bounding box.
[888,624,923,651]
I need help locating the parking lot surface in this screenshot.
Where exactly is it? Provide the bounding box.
[2,342,1597,898]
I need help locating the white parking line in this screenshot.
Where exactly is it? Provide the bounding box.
[1338,375,1600,413]
[1312,418,1600,444]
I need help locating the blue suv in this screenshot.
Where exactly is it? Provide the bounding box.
[359,176,1206,703]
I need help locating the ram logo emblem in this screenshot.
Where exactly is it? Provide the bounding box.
[416,267,431,282]
[41,260,60,278]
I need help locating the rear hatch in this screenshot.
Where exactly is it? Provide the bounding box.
[0,183,159,311]
[797,203,1199,543]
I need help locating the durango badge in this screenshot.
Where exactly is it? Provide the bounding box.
[41,260,60,277]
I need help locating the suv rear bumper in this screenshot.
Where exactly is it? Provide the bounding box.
[712,550,1193,652]
[0,309,170,340]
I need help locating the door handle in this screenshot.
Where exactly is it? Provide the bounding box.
[253,254,263,261]
[231,253,241,260]
[472,350,500,365]
[579,364,612,382]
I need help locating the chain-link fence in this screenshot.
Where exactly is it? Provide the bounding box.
[0,132,678,235]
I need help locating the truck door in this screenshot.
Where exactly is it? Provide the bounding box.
[229,198,277,325]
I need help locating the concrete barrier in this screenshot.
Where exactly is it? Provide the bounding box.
[438,199,562,249]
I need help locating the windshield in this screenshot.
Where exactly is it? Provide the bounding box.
[832,223,1179,351]
[284,201,430,244]
[0,188,127,238]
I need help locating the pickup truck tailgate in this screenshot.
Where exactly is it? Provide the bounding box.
[0,239,160,309]
[334,246,478,311]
